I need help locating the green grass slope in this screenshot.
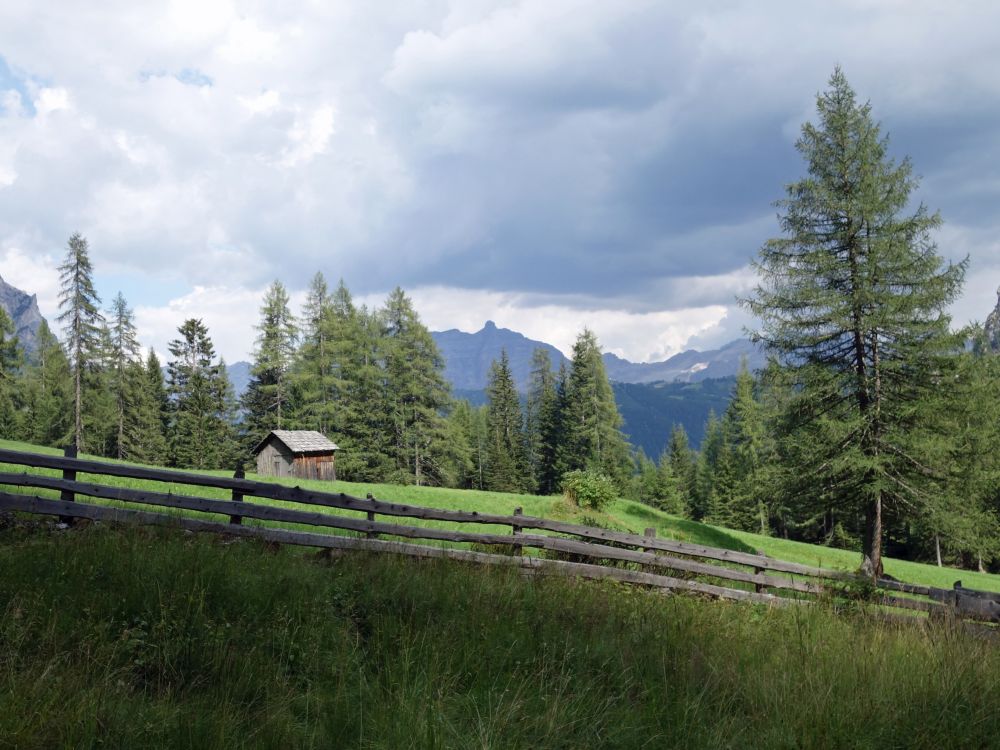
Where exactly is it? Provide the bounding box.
[2,524,999,749]
[2,438,999,593]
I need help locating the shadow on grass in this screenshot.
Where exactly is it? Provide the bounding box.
[617,502,758,555]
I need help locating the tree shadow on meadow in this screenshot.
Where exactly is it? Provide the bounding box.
[616,501,758,555]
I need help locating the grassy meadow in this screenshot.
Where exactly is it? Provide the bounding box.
[2,523,1000,749]
[2,438,998,593]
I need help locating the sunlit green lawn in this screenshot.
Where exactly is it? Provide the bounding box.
[2,437,998,593]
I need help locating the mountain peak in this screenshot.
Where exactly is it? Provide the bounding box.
[0,275,45,355]
[985,288,1000,352]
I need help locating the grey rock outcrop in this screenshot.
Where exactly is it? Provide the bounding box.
[985,287,1000,353]
[0,274,45,355]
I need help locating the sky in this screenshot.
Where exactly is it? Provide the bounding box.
[1,1,999,364]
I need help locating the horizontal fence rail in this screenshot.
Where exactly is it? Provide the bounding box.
[0,447,997,625]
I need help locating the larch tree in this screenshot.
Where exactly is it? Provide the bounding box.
[744,68,966,577]
[57,232,103,451]
[380,288,452,485]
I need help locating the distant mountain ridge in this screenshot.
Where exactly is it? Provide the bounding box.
[431,321,569,391]
[0,275,45,355]
[601,338,764,384]
[430,321,765,391]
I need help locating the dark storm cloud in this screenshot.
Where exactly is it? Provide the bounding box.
[2,0,1000,354]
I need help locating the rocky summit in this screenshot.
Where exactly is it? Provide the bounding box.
[0,274,45,355]
[985,287,1000,353]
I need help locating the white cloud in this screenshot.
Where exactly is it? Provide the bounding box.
[360,286,730,363]
[1,0,999,364]
[0,245,61,318]
[33,87,71,117]
[278,104,335,167]
[134,284,304,363]
[239,89,281,115]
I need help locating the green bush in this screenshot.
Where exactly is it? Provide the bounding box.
[561,469,617,511]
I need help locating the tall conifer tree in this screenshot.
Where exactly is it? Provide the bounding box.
[524,347,557,491]
[167,319,234,469]
[485,350,528,492]
[380,288,452,485]
[57,232,103,450]
[745,68,966,576]
[0,307,21,438]
[106,292,142,459]
[243,281,298,448]
[17,321,72,446]
[558,329,631,485]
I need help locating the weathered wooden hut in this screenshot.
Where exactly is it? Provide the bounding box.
[252,430,339,481]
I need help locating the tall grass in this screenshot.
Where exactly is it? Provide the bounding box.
[1,523,998,749]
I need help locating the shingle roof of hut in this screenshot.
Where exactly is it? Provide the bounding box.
[252,430,339,456]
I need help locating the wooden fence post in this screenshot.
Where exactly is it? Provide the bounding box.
[58,443,77,525]
[366,493,377,539]
[512,507,523,556]
[643,527,655,571]
[754,566,766,594]
[229,464,245,525]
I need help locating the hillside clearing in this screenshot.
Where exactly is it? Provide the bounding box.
[2,438,998,594]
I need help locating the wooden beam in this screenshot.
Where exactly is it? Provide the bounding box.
[0,492,803,607]
[0,472,823,595]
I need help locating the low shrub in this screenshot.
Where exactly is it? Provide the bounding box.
[561,469,617,511]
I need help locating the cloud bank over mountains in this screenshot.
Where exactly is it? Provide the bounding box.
[1,1,999,362]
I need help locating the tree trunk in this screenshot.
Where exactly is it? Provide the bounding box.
[74,354,83,452]
[861,491,883,579]
[935,534,942,567]
[978,553,986,574]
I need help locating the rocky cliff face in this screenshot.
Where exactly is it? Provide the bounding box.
[0,274,45,355]
[985,288,1000,353]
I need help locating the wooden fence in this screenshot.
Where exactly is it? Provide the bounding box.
[0,446,998,625]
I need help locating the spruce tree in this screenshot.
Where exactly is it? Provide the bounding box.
[537,362,568,494]
[17,321,72,446]
[717,364,771,533]
[925,339,1000,568]
[557,330,631,485]
[745,68,966,576]
[106,292,142,459]
[342,305,395,481]
[693,411,724,522]
[85,320,117,456]
[293,272,339,435]
[666,423,697,516]
[524,347,557,491]
[126,349,168,464]
[57,232,103,450]
[167,319,234,469]
[485,350,528,492]
[0,307,22,438]
[243,280,298,449]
